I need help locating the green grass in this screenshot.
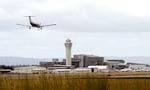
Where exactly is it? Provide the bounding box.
[0,73,149,90]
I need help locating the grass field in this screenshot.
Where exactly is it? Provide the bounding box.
[0,72,150,90]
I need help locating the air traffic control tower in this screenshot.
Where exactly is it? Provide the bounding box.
[65,39,72,66]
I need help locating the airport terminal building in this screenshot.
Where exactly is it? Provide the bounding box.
[40,54,104,68]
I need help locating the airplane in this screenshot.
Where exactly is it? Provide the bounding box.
[17,16,56,30]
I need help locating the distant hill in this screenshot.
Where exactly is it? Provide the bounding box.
[105,56,150,64]
[0,57,51,65]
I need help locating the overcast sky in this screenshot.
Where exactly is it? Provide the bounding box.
[0,0,150,64]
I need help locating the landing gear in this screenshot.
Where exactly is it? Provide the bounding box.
[40,27,42,30]
[29,26,31,30]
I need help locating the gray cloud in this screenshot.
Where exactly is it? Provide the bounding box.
[0,0,150,63]
[0,0,150,32]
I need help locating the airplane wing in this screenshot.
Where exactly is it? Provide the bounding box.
[16,24,31,29]
[16,24,31,27]
[41,24,56,27]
